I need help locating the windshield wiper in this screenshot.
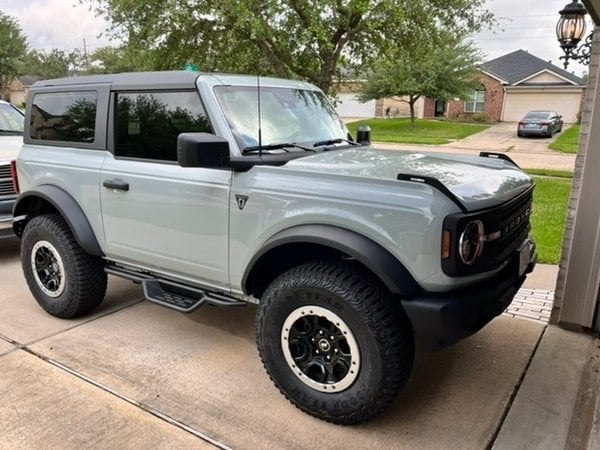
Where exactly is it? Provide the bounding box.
[0,129,22,134]
[242,142,315,154]
[313,138,359,148]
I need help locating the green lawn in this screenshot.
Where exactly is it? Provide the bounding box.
[346,118,489,145]
[549,123,580,153]
[529,174,572,264]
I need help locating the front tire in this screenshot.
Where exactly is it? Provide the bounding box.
[21,214,107,318]
[256,259,414,424]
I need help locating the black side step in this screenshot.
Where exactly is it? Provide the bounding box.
[142,279,246,313]
[105,265,246,313]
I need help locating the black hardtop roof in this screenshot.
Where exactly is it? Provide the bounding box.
[31,71,202,91]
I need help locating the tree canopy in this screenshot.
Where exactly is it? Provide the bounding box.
[0,11,27,98]
[19,49,73,80]
[360,31,482,127]
[83,0,494,94]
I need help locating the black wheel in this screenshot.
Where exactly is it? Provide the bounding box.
[256,259,414,424]
[21,214,107,318]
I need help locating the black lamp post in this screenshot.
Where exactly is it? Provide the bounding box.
[556,0,592,68]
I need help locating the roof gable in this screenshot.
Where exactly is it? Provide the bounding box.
[479,49,586,86]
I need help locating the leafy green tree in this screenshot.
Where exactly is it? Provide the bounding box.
[87,46,153,74]
[82,0,494,94]
[0,12,27,99]
[360,32,482,127]
[19,49,71,79]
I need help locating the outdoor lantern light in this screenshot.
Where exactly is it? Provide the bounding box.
[556,0,592,68]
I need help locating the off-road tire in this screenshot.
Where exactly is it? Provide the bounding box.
[256,259,414,425]
[21,213,107,318]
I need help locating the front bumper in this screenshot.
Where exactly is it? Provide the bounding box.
[401,240,537,350]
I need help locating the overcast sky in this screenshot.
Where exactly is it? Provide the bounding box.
[1,0,592,77]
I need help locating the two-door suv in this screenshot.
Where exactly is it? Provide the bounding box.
[12,71,536,424]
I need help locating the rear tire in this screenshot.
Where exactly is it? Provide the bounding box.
[256,259,414,424]
[21,214,107,318]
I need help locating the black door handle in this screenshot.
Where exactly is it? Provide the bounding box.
[103,179,130,191]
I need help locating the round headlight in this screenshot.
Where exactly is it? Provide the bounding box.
[459,220,484,265]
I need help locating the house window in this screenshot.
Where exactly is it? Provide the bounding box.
[465,90,485,113]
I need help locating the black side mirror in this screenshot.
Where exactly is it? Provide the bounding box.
[357,125,371,145]
[177,133,230,168]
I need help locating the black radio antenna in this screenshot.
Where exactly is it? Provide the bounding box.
[257,72,263,156]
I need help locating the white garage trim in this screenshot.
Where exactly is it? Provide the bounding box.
[335,93,376,118]
[503,87,583,122]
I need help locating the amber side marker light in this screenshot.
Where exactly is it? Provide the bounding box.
[442,229,452,259]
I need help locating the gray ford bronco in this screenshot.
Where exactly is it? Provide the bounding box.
[12,71,536,424]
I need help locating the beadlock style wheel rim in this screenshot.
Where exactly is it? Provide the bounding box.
[31,240,66,298]
[281,305,361,393]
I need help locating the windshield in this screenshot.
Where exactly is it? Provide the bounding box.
[523,111,551,120]
[0,103,24,133]
[214,85,347,149]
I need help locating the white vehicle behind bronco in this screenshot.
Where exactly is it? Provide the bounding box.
[12,71,536,424]
[0,100,24,238]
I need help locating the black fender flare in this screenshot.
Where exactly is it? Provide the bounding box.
[242,224,422,297]
[13,185,104,256]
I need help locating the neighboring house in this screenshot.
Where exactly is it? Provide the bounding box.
[426,50,586,123]
[7,76,39,106]
[335,82,425,120]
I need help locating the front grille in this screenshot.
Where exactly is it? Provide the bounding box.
[0,163,16,197]
[496,190,533,256]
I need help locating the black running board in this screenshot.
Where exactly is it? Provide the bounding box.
[105,266,247,313]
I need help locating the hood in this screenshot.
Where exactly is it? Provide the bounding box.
[0,135,23,160]
[285,147,534,211]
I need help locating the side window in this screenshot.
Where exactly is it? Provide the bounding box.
[464,89,485,113]
[30,91,98,143]
[115,91,212,161]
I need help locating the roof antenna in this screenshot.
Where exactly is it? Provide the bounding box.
[257,72,263,157]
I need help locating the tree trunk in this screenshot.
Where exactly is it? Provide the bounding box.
[409,96,417,128]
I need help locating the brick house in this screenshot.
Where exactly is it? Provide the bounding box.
[426,49,586,123]
[5,76,39,106]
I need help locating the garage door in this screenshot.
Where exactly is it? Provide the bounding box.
[335,93,376,118]
[503,90,581,123]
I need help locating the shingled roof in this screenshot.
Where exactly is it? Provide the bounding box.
[479,49,586,86]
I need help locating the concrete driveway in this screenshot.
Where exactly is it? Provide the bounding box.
[0,237,546,449]
[440,121,562,154]
[373,122,576,171]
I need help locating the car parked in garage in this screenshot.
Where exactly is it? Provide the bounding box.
[0,100,24,238]
[517,110,563,138]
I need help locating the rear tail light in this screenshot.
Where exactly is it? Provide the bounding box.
[518,122,524,129]
[10,159,19,194]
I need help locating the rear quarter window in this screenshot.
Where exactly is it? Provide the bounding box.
[30,91,98,143]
